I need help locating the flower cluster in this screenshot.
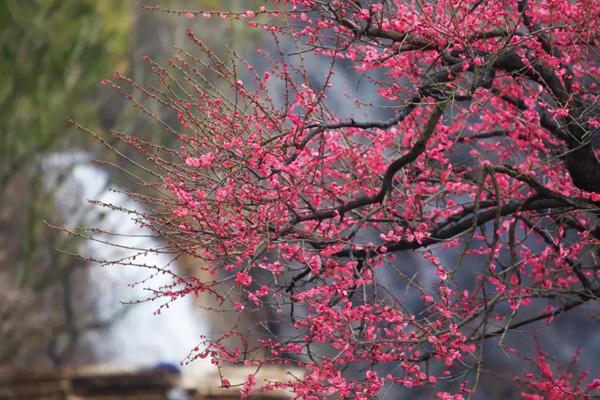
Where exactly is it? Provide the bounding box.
[94,1,600,398]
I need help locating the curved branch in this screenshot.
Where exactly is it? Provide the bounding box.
[294,101,447,223]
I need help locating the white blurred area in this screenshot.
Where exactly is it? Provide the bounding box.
[43,151,213,376]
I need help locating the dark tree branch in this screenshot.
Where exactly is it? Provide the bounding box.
[333,197,567,258]
[294,101,446,223]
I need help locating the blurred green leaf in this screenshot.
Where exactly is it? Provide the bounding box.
[0,0,131,191]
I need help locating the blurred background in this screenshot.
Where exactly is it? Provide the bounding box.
[1,2,598,399]
[0,0,263,372]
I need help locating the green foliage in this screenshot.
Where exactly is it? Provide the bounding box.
[0,0,131,189]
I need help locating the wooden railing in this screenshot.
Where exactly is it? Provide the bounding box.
[0,365,297,399]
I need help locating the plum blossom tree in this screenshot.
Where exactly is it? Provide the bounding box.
[80,0,600,398]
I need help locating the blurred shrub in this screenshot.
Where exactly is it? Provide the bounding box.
[0,0,130,188]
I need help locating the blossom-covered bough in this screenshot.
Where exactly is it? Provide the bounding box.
[82,1,600,398]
